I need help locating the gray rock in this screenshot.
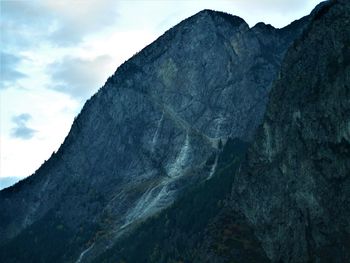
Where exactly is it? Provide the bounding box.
[0,9,307,262]
[232,1,350,262]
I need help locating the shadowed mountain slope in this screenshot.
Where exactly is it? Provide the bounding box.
[232,1,350,262]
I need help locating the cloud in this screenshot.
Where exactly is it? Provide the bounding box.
[1,0,119,48]
[1,1,53,50]
[48,55,113,100]
[0,52,27,89]
[45,0,119,46]
[11,113,37,140]
[235,0,321,13]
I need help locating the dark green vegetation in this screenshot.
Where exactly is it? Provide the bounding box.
[94,139,269,263]
[0,210,98,263]
[0,139,268,263]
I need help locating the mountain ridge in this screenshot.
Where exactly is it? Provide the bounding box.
[88,2,350,262]
[1,7,314,263]
[231,1,350,262]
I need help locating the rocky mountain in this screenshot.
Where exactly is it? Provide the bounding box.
[68,1,348,262]
[0,4,330,263]
[231,0,350,262]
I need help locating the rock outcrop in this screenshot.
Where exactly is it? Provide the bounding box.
[232,1,350,262]
[0,8,308,263]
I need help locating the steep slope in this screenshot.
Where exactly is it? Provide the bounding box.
[93,139,270,263]
[85,2,350,262]
[0,9,308,263]
[232,1,350,262]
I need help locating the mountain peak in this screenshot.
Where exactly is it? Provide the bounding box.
[0,6,311,263]
[189,9,248,28]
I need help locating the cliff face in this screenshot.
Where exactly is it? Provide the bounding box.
[232,1,350,262]
[0,9,307,262]
[92,139,270,263]
[89,4,350,260]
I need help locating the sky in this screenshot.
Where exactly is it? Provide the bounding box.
[0,0,324,188]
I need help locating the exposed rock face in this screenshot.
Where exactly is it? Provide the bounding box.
[232,1,350,262]
[0,9,307,263]
[91,139,271,263]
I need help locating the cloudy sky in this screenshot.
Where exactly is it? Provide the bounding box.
[0,0,324,188]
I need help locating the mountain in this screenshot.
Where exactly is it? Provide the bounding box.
[231,0,350,262]
[0,9,309,263]
[76,1,348,262]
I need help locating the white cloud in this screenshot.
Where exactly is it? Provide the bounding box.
[48,55,114,100]
[44,0,119,45]
[1,0,119,48]
[0,86,79,180]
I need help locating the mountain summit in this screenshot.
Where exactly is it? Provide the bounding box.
[1,9,310,263]
[88,2,350,262]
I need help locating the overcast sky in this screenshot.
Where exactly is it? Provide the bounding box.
[0,0,324,187]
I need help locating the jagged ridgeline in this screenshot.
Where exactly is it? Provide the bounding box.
[93,2,350,261]
[92,1,350,262]
[1,2,341,263]
[231,1,350,262]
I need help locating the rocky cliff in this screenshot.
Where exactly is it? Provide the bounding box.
[92,139,270,263]
[86,2,350,262]
[0,8,309,263]
[232,0,350,262]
